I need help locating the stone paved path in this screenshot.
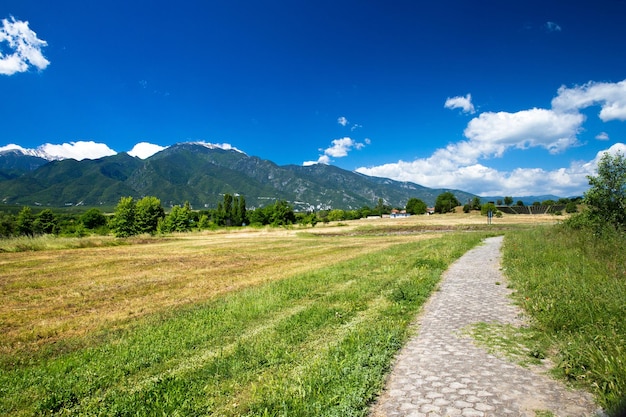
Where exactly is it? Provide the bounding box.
[369,236,599,417]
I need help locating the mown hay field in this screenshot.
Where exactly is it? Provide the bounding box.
[0,212,560,416]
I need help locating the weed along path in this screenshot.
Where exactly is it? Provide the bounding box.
[369,236,598,417]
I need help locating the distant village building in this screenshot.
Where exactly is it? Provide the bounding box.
[390,209,410,218]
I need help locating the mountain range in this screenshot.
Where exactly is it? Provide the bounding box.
[0,142,482,210]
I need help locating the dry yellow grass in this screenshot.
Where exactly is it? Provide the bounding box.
[0,212,561,357]
[0,225,432,356]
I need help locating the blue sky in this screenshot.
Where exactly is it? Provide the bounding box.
[2,0,626,197]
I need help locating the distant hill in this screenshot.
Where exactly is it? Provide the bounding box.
[0,142,476,210]
[0,149,49,180]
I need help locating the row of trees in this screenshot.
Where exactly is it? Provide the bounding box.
[109,195,292,237]
[1,194,429,238]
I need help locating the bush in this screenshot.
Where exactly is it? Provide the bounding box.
[584,151,626,230]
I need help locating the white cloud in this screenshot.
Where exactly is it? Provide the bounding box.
[304,137,368,165]
[0,17,49,75]
[594,142,626,162]
[595,132,610,141]
[355,145,606,197]
[324,137,364,157]
[552,79,626,121]
[337,116,349,126]
[444,94,475,114]
[40,141,117,160]
[128,142,167,159]
[545,21,562,32]
[0,143,27,153]
[356,80,626,196]
[464,108,584,155]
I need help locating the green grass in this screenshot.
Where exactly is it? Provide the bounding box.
[502,225,626,414]
[0,234,121,252]
[463,322,549,368]
[0,232,488,416]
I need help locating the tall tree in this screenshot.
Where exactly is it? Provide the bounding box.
[223,194,233,226]
[80,208,108,229]
[16,206,35,237]
[136,196,165,234]
[159,203,192,233]
[233,195,246,226]
[110,196,137,237]
[0,212,15,237]
[269,200,296,226]
[34,209,58,235]
[405,197,427,215]
[584,151,626,229]
[434,192,460,214]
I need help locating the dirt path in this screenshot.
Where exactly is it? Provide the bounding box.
[369,236,600,417]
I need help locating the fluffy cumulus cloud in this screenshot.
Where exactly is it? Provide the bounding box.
[303,137,369,166]
[0,17,49,75]
[552,80,626,121]
[0,143,26,153]
[463,108,584,155]
[444,94,475,114]
[128,142,167,159]
[357,79,626,196]
[356,148,601,197]
[337,116,349,126]
[40,141,117,160]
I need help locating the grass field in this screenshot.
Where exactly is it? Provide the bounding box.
[5,212,622,416]
[502,225,626,414]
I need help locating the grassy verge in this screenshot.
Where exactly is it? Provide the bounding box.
[502,225,626,414]
[0,234,157,252]
[1,231,488,416]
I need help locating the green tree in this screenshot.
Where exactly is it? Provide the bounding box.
[434,192,460,214]
[375,198,385,216]
[80,208,108,229]
[16,206,35,237]
[110,196,137,237]
[34,209,58,235]
[223,194,233,225]
[0,212,15,237]
[481,202,498,216]
[232,195,247,226]
[471,197,482,210]
[248,207,268,226]
[136,196,165,234]
[565,201,578,214]
[405,197,427,215]
[269,200,296,226]
[198,214,212,229]
[239,196,247,225]
[504,196,514,206]
[327,209,346,221]
[359,206,373,218]
[159,203,193,233]
[584,151,626,229]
